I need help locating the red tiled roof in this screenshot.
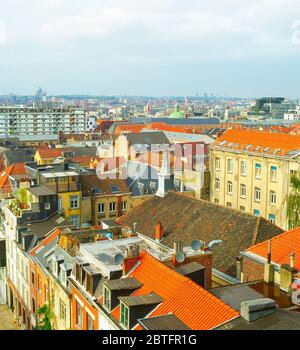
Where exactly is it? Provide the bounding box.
[214,129,300,156]
[36,148,66,159]
[115,124,145,136]
[0,163,29,193]
[247,227,300,271]
[110,252,239,330]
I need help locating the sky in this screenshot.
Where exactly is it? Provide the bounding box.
[1,0,300,97]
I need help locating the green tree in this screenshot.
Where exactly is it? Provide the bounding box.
[36,305,53,330]
[287,171,300,229]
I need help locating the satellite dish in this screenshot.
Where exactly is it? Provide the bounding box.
[176,252,186,263]
[115,254,124,265]
[191,240,202,251]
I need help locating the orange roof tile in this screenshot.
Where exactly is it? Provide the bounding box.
[0,163,29,193]
[215,129,300,155]
[36,148,66,159]
[247,227,300,271]
[110,252,239,330]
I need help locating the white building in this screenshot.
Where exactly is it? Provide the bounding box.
[0,107,86,136]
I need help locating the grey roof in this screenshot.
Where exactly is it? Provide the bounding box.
[104,278,142,291]
[217,308,300,330]
[120,293,163,307]
[28,186,56,197]
[125,131,170,146]
[210,281,292,311]
[18,135,58,142]
[129,117,221,125]
[139,315,190,330]
[4,149,35,166]
[175,262,205,276]
[22,214,73,251]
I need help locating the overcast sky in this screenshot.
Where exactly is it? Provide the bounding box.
[1,0,300,97]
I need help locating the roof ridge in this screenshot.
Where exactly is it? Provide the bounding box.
[247,226,300,252]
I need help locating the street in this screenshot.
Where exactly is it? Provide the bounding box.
[0,305,21,330]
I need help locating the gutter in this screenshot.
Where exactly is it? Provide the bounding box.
[212,268,240,285]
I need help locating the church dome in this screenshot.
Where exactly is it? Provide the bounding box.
[169,104,185,119]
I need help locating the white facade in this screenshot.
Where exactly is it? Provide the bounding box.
[0,107,86,136]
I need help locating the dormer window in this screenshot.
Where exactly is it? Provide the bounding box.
[61,269,67,288]
[120,302,129,329]
[103,286,111,311]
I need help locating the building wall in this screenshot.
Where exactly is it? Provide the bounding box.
[82,194,131,226]
[209,147,299,230]
[71,287,99,330]
[242,256,265,282]
[49,276,71,330]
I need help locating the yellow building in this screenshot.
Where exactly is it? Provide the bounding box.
[209,129,300,230]
[48,242,73,330]
[37,165,82,228]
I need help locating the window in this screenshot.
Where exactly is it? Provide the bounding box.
[214,199,219,204]
[122,201,127,211]
[269,214,276,224]
[240,184,247,198]
[241,161,247,176]
[98,203,105,214]
[240,206,246,212]
[87,314,94,330]
[255,187,261,202]
[60,299,66,321]
[215,178,220,191]
[70,215,80,228]
[226,202,232,208]
[227,181,233,195]
[227,159,233,173]
[109,202,116,212]
[76,302,83,328]
[215,157,220,170]
[254,209,260,216]
[31,272,35,285]
[255,163,261,179]
[120,303,129,329]
[45,202,51,210]
[270,191,277,205]
[70,195,80,209]
[270,166,277,181]
[104,287,111,311]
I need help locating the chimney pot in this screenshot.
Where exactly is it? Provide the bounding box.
[155,221,164,241]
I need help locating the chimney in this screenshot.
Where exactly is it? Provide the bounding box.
[290,253,296,269]
[171,241,183,267]
[155,221,164,241]
[280,252,297,293]
[264,240,274,284]
[122,244,141,275]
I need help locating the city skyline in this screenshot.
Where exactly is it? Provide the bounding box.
[1,0,300,97]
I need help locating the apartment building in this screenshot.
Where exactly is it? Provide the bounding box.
[0,107,86,136]
[209,129,300,230]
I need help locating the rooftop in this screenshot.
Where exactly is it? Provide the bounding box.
[117,192,284,277]
[245,226,300,271]
[212,128,300,157]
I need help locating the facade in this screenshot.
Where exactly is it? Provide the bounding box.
[0,107,86,136]
[209,129,300,230]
